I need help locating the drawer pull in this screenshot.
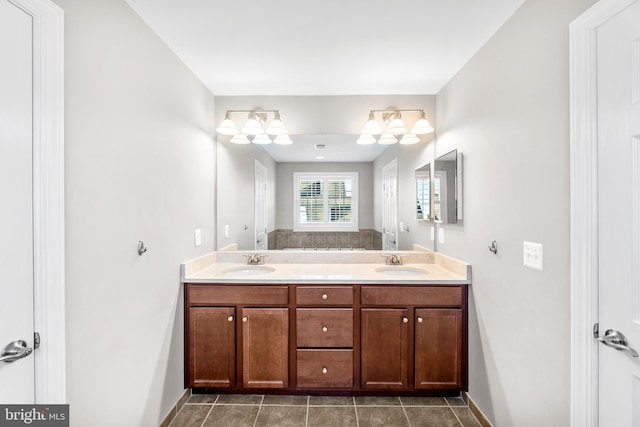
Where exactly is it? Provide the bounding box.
[402,317,409,324]
[242,316,248,323]
[228,315,234,322]
[417,317,423,323]
[322,326,328,333]
[322,293,328,300]
[322,367,328,374]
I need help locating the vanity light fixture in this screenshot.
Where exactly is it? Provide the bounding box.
[216,109,291,145]
[359,108,434,145]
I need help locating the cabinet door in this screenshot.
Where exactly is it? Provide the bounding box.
[361,308,408,389]
[188,307,235,388]
[242,308,289,388]
[415,308,463,390]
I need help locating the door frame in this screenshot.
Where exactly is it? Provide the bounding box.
[254,159,267,250]
[569,0,637,425]
[8,0,65,403]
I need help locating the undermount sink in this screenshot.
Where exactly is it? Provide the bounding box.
[222,266,276,276]
[375,266,429,276]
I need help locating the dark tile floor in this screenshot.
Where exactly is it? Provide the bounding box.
[168,394,482,427]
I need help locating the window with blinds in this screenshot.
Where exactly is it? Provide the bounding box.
[294,172,358,231]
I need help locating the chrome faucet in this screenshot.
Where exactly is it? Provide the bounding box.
[382,253,405,265]
[244,253,266,265]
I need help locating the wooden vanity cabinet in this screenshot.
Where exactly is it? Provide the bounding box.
[185,285,289,390]
[360,286,467,392]
[185,282,467,394]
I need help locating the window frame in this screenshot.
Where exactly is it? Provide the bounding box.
[293,172,359,232]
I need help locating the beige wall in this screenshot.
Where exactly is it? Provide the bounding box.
[435,0,596,424]
[54,0,216,425]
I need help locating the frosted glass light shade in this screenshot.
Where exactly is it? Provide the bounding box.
[378,133,398,145]
[399,133,420,145]
[230,134,250,144]
[266,119,287,135]
[411,118,434,135]
[387,118,407,135]
[273,134,293,145]
[361,119,383,135]
[241,118,264,135]
[356,134,376,145]
[252,134,272,145]
[216,119,239,135]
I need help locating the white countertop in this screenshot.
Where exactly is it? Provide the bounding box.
[181,249,471,285]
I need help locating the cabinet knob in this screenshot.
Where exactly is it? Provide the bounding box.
[322,367,328,374]
[402,317,409,324]
[322,326,328,333]
[322,293,328,300]
[417,317,423,323]
[242,316,248,323]
[228,315,234,322]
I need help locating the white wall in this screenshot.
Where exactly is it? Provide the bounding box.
[275,162,374,230]
[435,0,595,424]
[53,0,216,425]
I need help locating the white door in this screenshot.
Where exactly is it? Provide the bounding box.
[596,1,640,424]
[255,160,268,251]
[382,159,398,251]
[0,0,36,402]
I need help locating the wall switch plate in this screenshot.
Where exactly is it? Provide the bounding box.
[438,227,445,244]
[523,241,543,270]
[194,229,201,247]
[224,225,229,239]
[399,222,404,233]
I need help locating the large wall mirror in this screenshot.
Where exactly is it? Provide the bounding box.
[415,163,431,221]
[214,95,437,252]
[433,149,462,224]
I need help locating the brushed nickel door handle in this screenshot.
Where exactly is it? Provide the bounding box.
[0,340,33,363]
[598,329,639,357]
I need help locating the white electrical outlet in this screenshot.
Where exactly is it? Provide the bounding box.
[430,226,435,241]
[523,241,543,270]
[194,229,201,247]
[224,225,229,239]
[399,222,404,233]
[438,227,445,244]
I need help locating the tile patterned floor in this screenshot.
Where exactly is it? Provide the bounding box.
[168,394,482,427]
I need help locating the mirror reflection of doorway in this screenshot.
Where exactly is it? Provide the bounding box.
[254,160,267,251]
[382,159,398,251]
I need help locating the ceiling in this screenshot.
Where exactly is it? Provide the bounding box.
[125,0,526,96]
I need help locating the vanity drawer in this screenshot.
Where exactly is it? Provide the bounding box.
[297,349,353,388]
[296,286,353,306]
[187,285,289,305]
[296,309,353,348]
[361,286,462,307]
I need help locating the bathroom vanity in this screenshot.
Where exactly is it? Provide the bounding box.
[181,250,470,396]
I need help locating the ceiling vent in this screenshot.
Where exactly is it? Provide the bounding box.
[314,144,326,150]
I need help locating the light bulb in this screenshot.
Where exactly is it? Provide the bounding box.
[241,115,264,135]
[387,117,407,135]
[411,112,434,135]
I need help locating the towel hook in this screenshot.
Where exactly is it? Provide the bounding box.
[488,240,498,254]
[138,240,148,256]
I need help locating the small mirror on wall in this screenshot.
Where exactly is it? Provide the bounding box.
[415,163,431,221]
[434,149,463,224]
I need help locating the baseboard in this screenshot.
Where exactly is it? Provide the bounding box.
[158,389,191,427]
[463,392,493,427]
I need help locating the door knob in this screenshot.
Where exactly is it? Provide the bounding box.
[0,340,33,363]
[598,329,639,357]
